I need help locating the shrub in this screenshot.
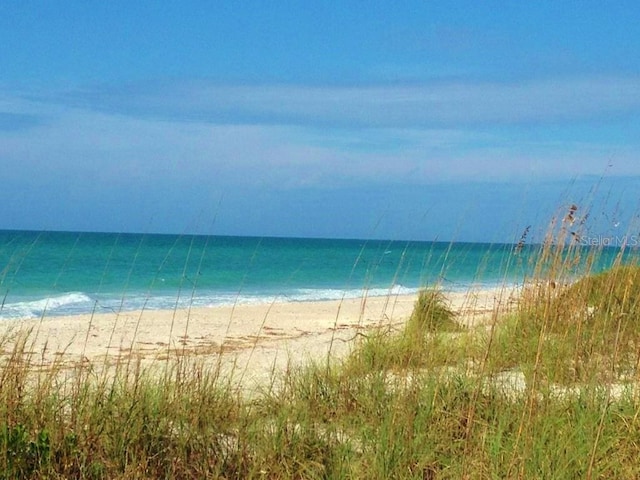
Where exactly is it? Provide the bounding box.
[406,289,458,335]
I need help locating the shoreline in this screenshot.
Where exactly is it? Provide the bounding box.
[0,287,517,386]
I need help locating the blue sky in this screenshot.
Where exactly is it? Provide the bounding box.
[1,1,640,242]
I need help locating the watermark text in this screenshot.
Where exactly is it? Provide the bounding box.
[578,235,640,248]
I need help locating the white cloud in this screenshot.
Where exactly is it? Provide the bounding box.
[2,78,640,193]
[51,76,640,128]
[2,84,640,238]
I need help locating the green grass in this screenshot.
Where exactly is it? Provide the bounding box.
[345,289,470,373]
[2,235,640,477]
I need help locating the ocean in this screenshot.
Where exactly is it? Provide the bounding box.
[0,230,628,320]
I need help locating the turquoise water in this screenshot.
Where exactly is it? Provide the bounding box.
[0,230,629,319]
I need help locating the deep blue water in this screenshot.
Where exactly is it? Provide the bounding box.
[0,230,631,319]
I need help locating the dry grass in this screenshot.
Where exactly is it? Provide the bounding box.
[1,205,640,478]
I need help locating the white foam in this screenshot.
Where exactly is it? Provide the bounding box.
[285,285,419,303]
[0,286,422,320]
[0,292,94,319]
[100,286,421,313]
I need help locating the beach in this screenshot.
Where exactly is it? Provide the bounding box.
[0,232,530,389]
[0,288,515,388]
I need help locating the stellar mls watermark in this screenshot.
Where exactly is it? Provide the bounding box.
[578,235,640,248]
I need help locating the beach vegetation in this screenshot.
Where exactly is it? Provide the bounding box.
[2,207,640,477]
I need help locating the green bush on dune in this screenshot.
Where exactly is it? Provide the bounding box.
[406,289,458,334]
[567,264,640,314]
[508,263,640,384]
[346,289,463,372]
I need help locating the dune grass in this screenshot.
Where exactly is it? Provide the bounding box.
[2,216,640,477]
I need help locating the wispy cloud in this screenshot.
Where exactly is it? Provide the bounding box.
[37,76,640,128]
[2,75,640,193]
[1,105,636,190]
[2,77,640,238]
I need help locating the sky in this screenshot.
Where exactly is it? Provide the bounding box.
[1,1,640,242]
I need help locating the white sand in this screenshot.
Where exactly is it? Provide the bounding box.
[0,287,517,388]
